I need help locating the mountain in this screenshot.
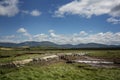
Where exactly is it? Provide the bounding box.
[60,44,74,48]
[18,41,57,47]
[0,42,17,47]
[74,43,108,48]
[0,41,120,48]
[0,41,58,47]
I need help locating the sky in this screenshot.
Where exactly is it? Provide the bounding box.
[0,0,120,45]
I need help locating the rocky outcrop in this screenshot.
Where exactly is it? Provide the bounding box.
[0,59,33,68]
[0,62,16,68]
[0,55,60,68]
[32,55,59,65]
[59,53,86,61]
[13,59,33,67]
[0,52,119,68]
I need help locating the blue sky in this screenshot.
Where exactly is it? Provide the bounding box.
[0,0,120,45]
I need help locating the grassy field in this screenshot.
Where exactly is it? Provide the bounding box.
[0,49,120,80]
[0,49,120,63]
[0,50,119,63]
[0,62,120,80]
[84,50,120,58]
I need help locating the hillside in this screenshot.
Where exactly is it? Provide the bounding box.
[0,41,120,48]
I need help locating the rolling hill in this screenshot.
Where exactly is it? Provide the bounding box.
[0,41,120,48]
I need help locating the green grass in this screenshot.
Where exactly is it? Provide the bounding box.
[0,54,42,63]
[0,62,120,80]
[0,50,120,63]
[86,50,120,58]
[0,49,120,80]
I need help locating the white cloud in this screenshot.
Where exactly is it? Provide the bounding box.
[1,29,120,45]
[33,34,48,41]
[30,10,41,16]
[79,31,88,36]
[54,0,120,24]
[110,4,120,17]
[55,0,120,17]
[48,29,62,38]
[21,10,29,14]
[22,10,42,16]
[0,0,41,17]
[17,28,32,41]
[0,35,17,42]
[17,28,27,33]
[0,0,19,17]
[44,30,120,45]
[107,17,120,24]
[48,29,55,33]
[50,32,57,37]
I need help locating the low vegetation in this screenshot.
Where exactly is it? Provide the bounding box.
[0,48,120,80]
[86,50,120,59]
[0,62,120,80]
[0,49,120,63]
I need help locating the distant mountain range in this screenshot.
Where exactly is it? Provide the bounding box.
[0,41,120,48]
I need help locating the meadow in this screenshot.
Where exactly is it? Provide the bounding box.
[0,48,120,80]
[0,62,120,80]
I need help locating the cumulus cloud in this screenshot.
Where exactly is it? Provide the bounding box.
[49,30,58,37]
[28,30,120,45]
[107,17,120,24]
[22,9,41,16]
[0,0,19,17]
[33,34,48,41]
[48,29,55,33]
[17,28,27,33]
[110,4,120,17]
[21,10,29,14]
[0,35,17,42]
[1,29,120,45]
[79,31,88,36]
[17,28,32,41]
[54,0,120,24]
[30,10,41,16]
[0,0,41,17]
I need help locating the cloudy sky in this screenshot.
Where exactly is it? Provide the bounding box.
[0,0,120,45]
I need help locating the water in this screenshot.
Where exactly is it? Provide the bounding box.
[74,60,113,64]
